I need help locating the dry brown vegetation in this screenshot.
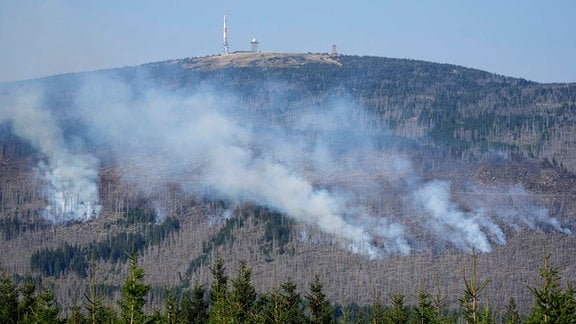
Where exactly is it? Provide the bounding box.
[180,52,342,71]
[1,149,575,316]
[1,53,576,317]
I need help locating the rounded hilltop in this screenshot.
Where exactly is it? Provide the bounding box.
[180,52,342,71]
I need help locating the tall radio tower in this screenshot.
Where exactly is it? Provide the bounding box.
[222,13,230,54]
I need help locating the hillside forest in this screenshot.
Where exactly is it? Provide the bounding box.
[1,53,576,321]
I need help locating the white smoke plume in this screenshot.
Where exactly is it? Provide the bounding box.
[0,88,101,223]
[70,76,410,259]
[70,73,573,257]
[1,72,572,258]
[412,180,500,253]
[466,184,571,235]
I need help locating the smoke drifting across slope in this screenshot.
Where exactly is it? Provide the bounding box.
[0,72,571,258]
[0,87,101,223]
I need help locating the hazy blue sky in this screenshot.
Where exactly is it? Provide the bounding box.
[1,1,575,83]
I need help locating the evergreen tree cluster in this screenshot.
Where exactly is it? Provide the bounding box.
[0,274,61,323]
[185,207,293,281]
[2,249,576,323]
[29,210,179,278]
[0,216,24,240]
[1,215,48,241]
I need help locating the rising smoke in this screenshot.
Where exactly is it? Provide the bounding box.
[0,87,101,223]
[0,72,571,258]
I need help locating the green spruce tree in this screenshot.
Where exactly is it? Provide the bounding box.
[526,249,576,323]
[431,274,453,323]
[459,248,493,324]
[262,288,281,323]
[119,254,151,324]
[95,304,118,324]
[18,279,37,323]
[29,285,61,324]
[369,290,385,324]
[387,292,409,324]
[163,290,179,324]
[209,256,228,305]
[503,297,520,324]
[84,257,106,324]
[0,272,18,324]
[265,278,305,324]
[208,256,233,324]
[414,288,437,324]
[305,273,333,324]
[230,260,258,322]
[67,299,87,324]
[279,278,305,324]
[180,284,208,324]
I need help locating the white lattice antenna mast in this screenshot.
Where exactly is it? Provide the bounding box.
[223,12,230,54]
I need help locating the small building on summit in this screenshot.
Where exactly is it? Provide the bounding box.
[251,38,260,53]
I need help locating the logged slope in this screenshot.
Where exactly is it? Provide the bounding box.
[1,53,576,315]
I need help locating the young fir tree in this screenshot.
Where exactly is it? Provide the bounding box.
[250,294,271,323]
[265,278,305,324]
[526,250,576,323]
[337,303,366,324]
[432,274,449,323]
[18,278,37,323]
[119,253,151,324]
[369,290,385,324]
[209,256,228,305]
[387,292,409,324]
[414,288,437,324]
[163,290,179,324]
[82,257,115,323]
[96,304,119,324]
[262,287,280,323]
[279,278,305,324]
[230,260,258,322]
[503,297,521,324]
[29,285,61,324]
[84,257,106,324]
[68,299,87,324]
[459,248,493,324]
[180,284,209,324]
[147,309,162,323]
[305,273,333,324]
[0,272,18,324]
[208,256,233,323]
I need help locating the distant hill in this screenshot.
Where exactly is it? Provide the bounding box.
[143,53,576,172]
[1,53,576,316]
